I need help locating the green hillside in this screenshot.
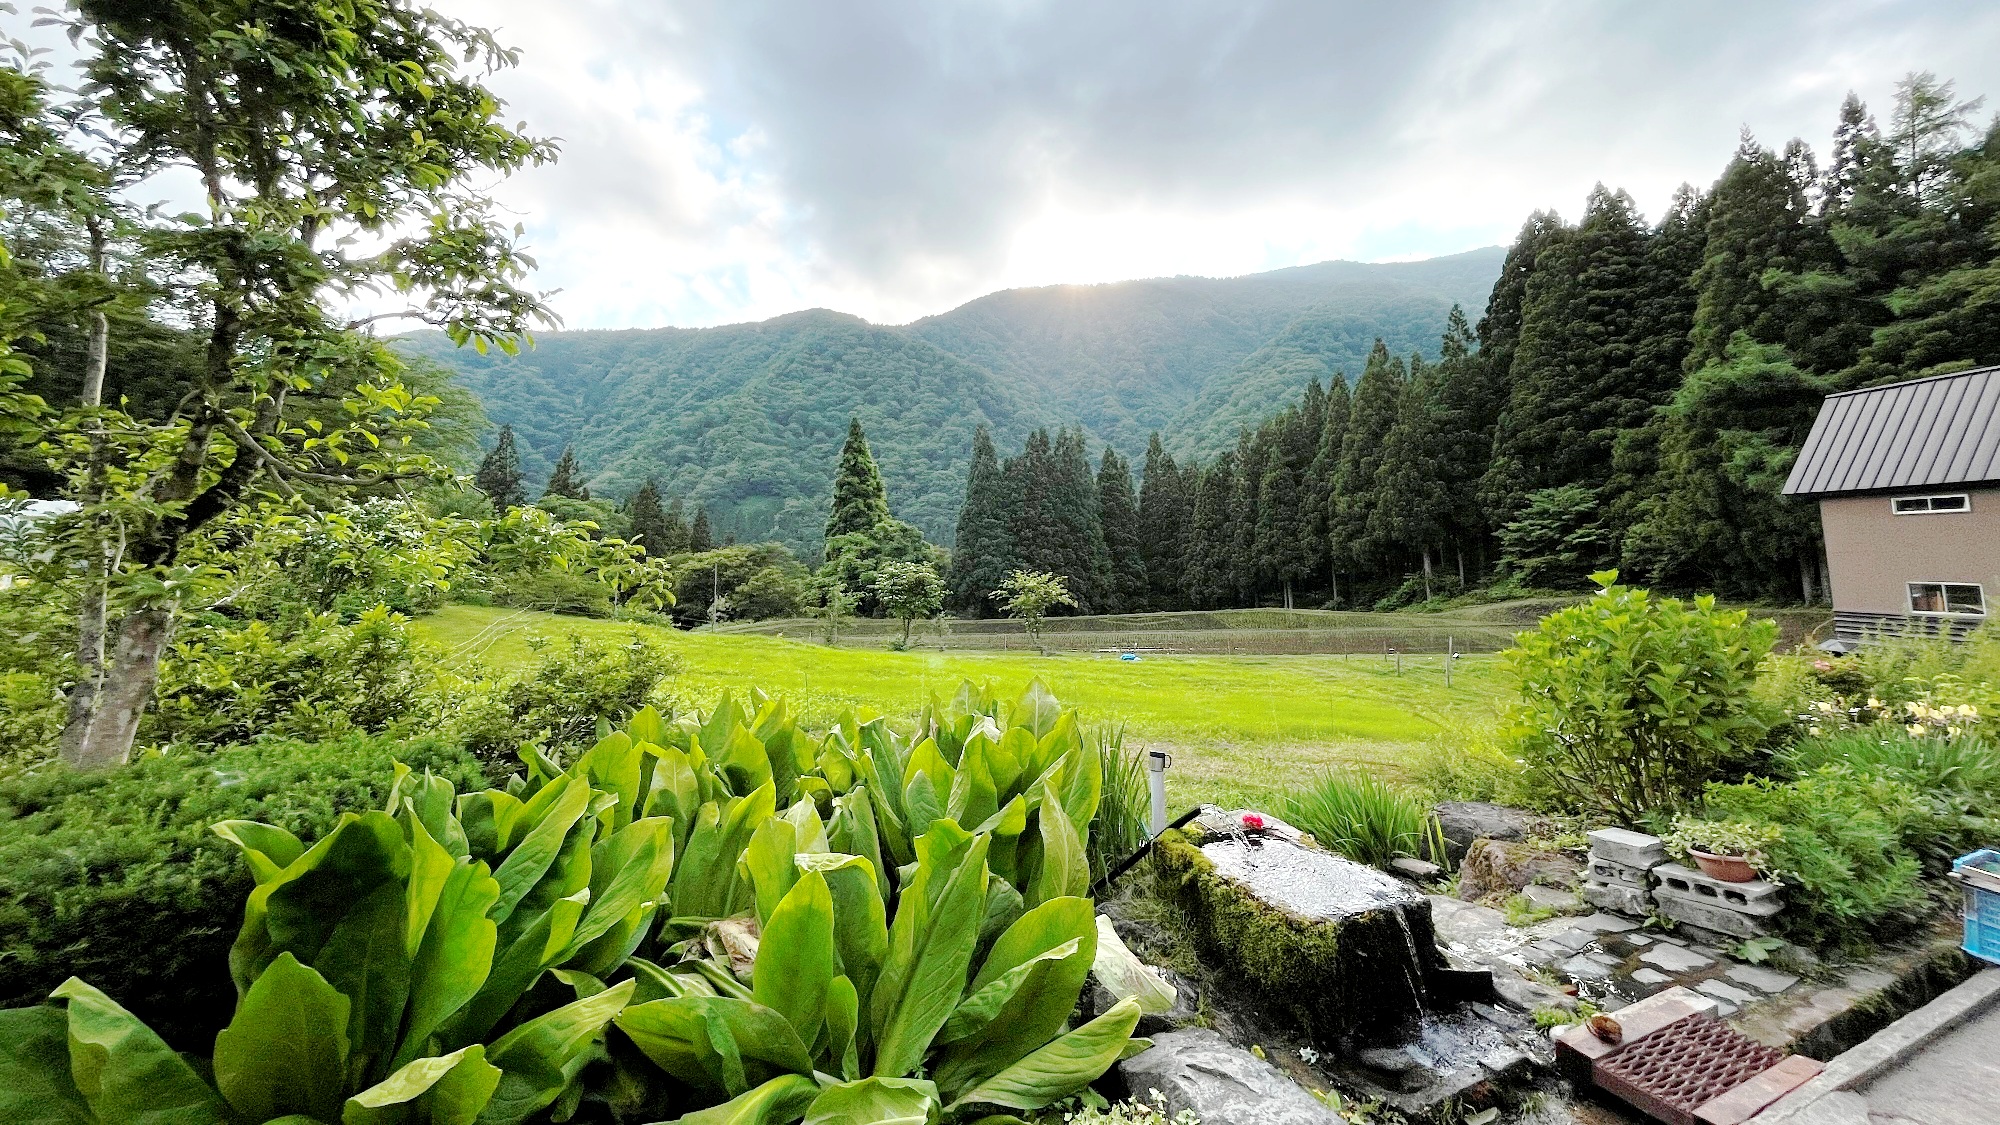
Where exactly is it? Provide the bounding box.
[406,248,1503,555]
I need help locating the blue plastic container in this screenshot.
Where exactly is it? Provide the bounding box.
[1953,849,2000,965]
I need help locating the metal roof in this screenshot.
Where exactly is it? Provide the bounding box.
[1783,365,2000,496]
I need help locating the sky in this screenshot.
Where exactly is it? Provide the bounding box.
[421,0,1999,330]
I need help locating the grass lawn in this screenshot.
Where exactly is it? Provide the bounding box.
[412,604,1516,810]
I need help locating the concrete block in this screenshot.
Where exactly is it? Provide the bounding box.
[1588,856,1656,888]
[1582,880,1652,916]
[1653,887,1780,938]
[1589,827,1667,868]
[1654,862,1784,906]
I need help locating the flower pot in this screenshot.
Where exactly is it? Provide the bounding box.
[1689,848,1758,883]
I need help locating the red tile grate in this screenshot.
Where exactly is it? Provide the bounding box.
[1593,1014,1787,1125]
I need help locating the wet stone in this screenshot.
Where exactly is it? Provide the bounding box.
[1546,928,1598,953]
[1725,964,1800,994]
[1631,968,1675,986]
[1640,944,1716,973]
[1625,934,1654,946]
[1523,885,1583,913]
[1697,978,1763,1007]
[1562,954,1615,979]
[1572,913,1641,935]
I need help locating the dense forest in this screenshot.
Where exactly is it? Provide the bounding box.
[405,252,1498,556]
[951,74,2000,612]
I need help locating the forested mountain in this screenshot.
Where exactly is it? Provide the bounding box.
[406,250,1500,556]
[950,74,2000,613]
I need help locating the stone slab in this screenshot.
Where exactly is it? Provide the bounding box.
[1589,827,1667,867]
[1582,881,1652,916]
[1117,1029,1343,1125]
[1563,953,1615,979]
[1545,927,1598,953]
[1524,885,1583,913]
[1654,889,1779,938]
[1692,1054,1824,1125]
[1572,912,1641,935]
[1697,978,1763,1007]
[1389,855,1442,881]
[1641,943,1717,973]
[1726,964,1800,994]
[1655,862,1784,906]
[1633,968,1675,986]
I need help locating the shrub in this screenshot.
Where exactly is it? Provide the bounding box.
[1698,767,1930,946]
[0,735,482,1048]
[145,605,445,748]
[491,566,619,616]
[448,630,684,764]
[1504,570,1776,824]
[1408,720,1529,804]
[1780,728,2000,869]
[1282,770,1442,868]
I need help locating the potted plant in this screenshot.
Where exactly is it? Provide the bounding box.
[1666,818,1780,883]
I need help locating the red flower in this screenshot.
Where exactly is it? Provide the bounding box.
[1242,813,1265,829]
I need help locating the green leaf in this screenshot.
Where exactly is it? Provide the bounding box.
[315,881,413,1086]
[827,787,890,902]
[579,731,643,829]
[745,818,800,927]
[213,952,352,1124]
[718,724,776,799]
[343,1045,501,1125]
[398,859,501,1068]
[212,820,305,884]
[803,1076,939,1125]
[1011,681,1062,740]
[670,1074,819,1125]
[0,1005,93,1124]
[1027,784,1086,909]
[51,978,228,1125]
[946,998,1141,1112]
[796,853,887,1018]
[823,974,861,1081]
[616,996,814,1099]
[479,979,635,1125]
[566,817,674,959]
[931,897,1095,1096]
[754,870,835,1047]
[489,776,591,926]
[869,823,990,1078]
[241,811,409,991]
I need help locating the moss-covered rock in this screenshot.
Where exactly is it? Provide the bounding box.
[1152,826,1451,1046]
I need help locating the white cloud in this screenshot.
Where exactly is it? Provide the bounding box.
[431,0,2000,329]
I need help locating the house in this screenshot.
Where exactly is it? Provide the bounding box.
[1784,365,2000,649]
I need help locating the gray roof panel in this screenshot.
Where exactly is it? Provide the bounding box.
[1783,366,2000,496]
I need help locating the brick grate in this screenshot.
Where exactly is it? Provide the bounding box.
[1593,1014,1786,1125]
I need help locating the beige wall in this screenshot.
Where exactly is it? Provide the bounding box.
[1820,487,2000,616]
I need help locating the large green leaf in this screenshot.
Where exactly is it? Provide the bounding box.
[1027,784,1086,908]
[213,952,352,1124]
[827,787,889,902]
[1046,744,1102,839]
[240,812,409,991]
[342,1045,501,1125]
[675,784,777,919]
[0,1005,93,1124]
[823,974,861,1081]
[567,817,674,959]
[945,998,1141,1113]
[869,823,990,1079]
[397,859,501,1067]
[753,871,835,1047]
[442,885,588,1049]
[478,979,635,1125]
[455,791,525,863]
[616,996,814,1099]
[745,817,800,927]
[717,723,775,799]
[670,1074,820,1125]
[945,740,999,835]
[579,732,643,829]
[643,743,704,858]
[931,898,1095,1096]
[803,1076,939,1125]
[403,815,459,961]
[212,820,305,884]
[488,775,590,927]
[1011,681,1062,740]
[796,853,887,1018]
[51,978,229,1125]
[315,880,413,1086]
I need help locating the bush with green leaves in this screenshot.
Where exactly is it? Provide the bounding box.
[0,736,484,1048]
[1503,570,1777,824]
[1696,767,1931,946]
[1282,770,1444,869]
[447,630,684,766]
[2,679,1143,1124]
[1779,727,2000,871]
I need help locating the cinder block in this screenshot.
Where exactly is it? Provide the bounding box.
[1652,888,1779,938]
[1653,863,1783,906]
[1589,828,1667,868]
[1582,880,1652,916]
[1588,856,1656,887]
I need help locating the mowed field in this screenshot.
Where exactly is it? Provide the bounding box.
[411,604,1518,811]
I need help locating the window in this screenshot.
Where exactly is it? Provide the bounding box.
[1892,493,1970,514]
[1909,582,1986,616]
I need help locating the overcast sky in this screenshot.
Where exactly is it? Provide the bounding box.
[428,0,1999,330]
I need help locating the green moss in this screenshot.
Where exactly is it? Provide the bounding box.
[1152,828,1434,1045]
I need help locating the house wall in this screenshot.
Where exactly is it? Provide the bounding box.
[1820,487,2000,617]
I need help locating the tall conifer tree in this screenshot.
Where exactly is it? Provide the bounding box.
[1049,427,1112,612]
[689,506,714,552]
[1372,354,1450,594]
[1330,341,1404,583]
[949,426,1017,613]
[1137,433,1192,609]
[1306,375,1351,599]
[542,443,590,500]
[625,478,672,556]
[1182,453,1237,608]
[825,418,892,540]
[474,424,526,510]
[1096,448,1147,614]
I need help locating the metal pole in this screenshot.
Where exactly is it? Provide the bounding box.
[1146,750,1170,836]
[1445,636,1453,688]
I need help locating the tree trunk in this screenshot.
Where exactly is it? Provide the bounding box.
[59,607,173,770]
[901,616,913,649]
[82,215,108,408]
[1282,579,1294,611]
[1799,553,1816,605]
[1421,547,1434,601]
[1329,570,1340,608]
[1456,545,1466,586]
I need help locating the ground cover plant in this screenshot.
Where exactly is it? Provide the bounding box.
[412,604,1514,812]
[1281,770,1445,869]
[0,682,1150,1124]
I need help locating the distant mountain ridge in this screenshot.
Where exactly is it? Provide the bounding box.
[403,246,1504,555]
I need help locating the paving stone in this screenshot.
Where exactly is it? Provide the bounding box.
[1725,964,1801,994]
[1563,953,1615,979]
[1572,912,1641,935]
[1709,997,1742,1017]
[1697,979,1763,1007]
[1545,927,1598,953]
[1519,944,1559,968]
[1119,1029,1344,1125]
[1653,933,1688,945]
[1640,944,1717,973]
[1491,970,1574,1013]
[1586,952,1623,968]
[1425,895,1510,948]
[1524,884,1583,913]
[1588,827,1667,868]
[1631,967,1675,986]
[1626,934,1654,946]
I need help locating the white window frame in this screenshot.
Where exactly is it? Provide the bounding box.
[1892,493,1971,515]
[1908,581,1987,617]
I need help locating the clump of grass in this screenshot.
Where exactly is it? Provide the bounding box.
[1090,725,1153,880]
[1282,769,1441,868]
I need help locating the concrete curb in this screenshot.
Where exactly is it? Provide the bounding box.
[1750,968,2000,1122]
